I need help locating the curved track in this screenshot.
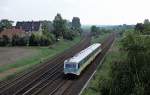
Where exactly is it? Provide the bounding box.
[35,33,116,95]
[62,33,116,95]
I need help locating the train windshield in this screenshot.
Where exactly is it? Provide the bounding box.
[65,63,76,68]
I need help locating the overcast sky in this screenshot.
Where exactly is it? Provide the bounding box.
[0,0,150,25]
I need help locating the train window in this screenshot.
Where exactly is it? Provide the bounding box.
[65,64,76,68]
[78,64,80,69]
[79,60,84,67]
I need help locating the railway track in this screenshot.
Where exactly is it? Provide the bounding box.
[0,35,88,87]
[62,33,116,95]
[34,33,116,95]
[0,33,115,95]
[0,35,91,95]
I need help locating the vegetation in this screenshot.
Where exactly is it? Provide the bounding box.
[91,32,110,44]
[12,35,28,46]
[82,41,121,95]
[0,35,10,46]
[0,14,82,46]
[91,25,99,37]
[83,19,150,95]
[53,13,67,39]
[0,36,81,81]
[0,19,13,32]
[52,13,81,40]
[135,19,150,34]
[90,25,112,43]
[71,17,82,35]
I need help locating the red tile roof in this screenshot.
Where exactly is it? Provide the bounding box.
[0,28,26,39]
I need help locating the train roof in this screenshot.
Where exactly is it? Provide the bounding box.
[65,43,101,63]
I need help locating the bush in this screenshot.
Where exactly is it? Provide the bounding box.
[63,31,74,40]
[0,35,10,46]
[29,34,40,46]
[40,35,51,46]
[29,33,55,46]
[17,37,28,46]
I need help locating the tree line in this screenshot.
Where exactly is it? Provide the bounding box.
[90,25,112,37]
[0,13,81,46]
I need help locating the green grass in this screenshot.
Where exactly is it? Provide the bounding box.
[91,33,110,43]
[0,36,81,81]
[82,40,122,95]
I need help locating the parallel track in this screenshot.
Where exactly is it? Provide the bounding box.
[36,33,116,95]
[0,33,115,95]
[62,33,116,95]
[0,35,91,95]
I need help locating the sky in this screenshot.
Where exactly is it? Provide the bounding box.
[0,0,150,25]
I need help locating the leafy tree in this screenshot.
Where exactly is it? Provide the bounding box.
[63,30,74,40]
[40,35,52,46]
[91,25,99,36]
[72,17,81,29]
[0,19,13,32]
[12,35,19,46]
[143,19,150,34]
[144,19,150,25]
[135,19,150,34]
[0,37,4,46]
[42,21,53,34]
[135,23,144,33]
[42,21,56,43]
[29,34,40,46]
[1,35,10,46]
[53,13,66,39]
[18,37,28,46]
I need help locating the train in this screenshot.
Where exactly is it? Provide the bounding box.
[64,43,102,76]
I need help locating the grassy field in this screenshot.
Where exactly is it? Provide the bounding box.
[0,36,81,81]
[82,39,120,95]
[91,33,110,43]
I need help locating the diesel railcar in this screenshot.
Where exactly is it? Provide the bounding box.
[64,43,101,76]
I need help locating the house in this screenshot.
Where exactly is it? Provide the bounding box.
[0,27,26,39]
[16,21,43,35]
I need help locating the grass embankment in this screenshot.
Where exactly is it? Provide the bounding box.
[0,36,81,81]
[82,39,121,95]
[91,33,110,43]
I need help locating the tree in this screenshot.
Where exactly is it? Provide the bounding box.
[72,17,81,29]
[40,35,52,46]
[63,30,74,40]
[16,36,28,46]
[1,35,10,46]
[0,37,3,46]
[42,21,53,34]
[0,19,13,32]
[12,35,19,46]
[42,21,56,44]
[72,17,81,34]
[53,13,66,39]
[143,19,150,34]
[135,23,144,33]
[91,25,99,36]
[29,34,40,46]
[144,19,150,25]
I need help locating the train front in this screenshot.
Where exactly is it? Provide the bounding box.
[64,60,78,75]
